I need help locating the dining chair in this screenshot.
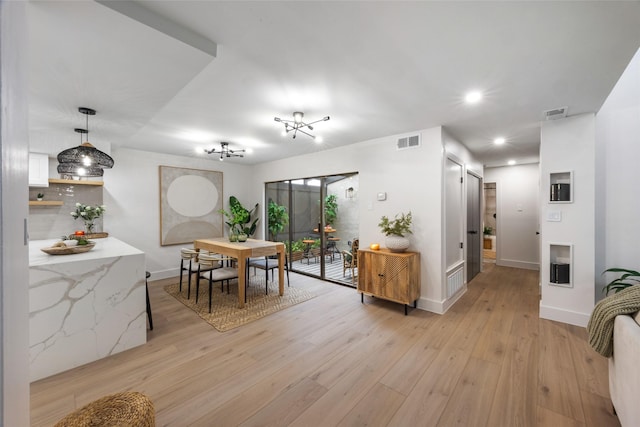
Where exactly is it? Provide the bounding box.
[197,253,238,313]
[248,253,290,292]
[180,247,215,299]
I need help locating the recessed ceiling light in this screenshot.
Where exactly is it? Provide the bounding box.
[315,136,323,143]
[465,91,482,104]
[494,137,505,145]
[508,160,516,166]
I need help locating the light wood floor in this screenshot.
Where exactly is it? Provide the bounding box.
[30,264,619,426]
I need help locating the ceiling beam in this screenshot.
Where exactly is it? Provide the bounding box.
[95,0,217,57]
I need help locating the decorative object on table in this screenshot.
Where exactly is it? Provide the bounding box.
[203,141,246,161]
[70,202,105,234]
[36,192,44,201]
[41,240,95,255]
[369,243,380,250]
[56,107,114,177]
[267,200,289,241]
[602,267,640,296]
[159,166,223,245]
[219,195,259,242]
[483,226,493,235]
[164,276,315,332]
[274,111,330,141]
[378,211,412,253]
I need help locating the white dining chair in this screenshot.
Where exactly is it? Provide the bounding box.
[197,253,238,312]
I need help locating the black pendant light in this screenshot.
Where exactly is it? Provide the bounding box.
[57,107,114,174]
[57,162,104,177]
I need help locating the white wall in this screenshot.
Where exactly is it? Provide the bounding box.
[252,126,481,313]
[595,47,640,302]
[104,148,253,279]
[540,114,596,327]
[1,1,31,424]
[484,164,540,270]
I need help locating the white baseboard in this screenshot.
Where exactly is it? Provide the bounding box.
[418,284,467,315]
[497,259,540,271]
[147,268,179,282]
[539,302,590,327]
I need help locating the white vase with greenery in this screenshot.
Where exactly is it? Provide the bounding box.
[378,212,412,253]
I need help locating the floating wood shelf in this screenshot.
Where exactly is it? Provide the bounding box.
[29,201,64,206]
[48,178,104,186]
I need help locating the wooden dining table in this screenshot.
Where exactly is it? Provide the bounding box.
[193,237,285,308]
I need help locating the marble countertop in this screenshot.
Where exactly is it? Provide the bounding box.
[29,237,144,267]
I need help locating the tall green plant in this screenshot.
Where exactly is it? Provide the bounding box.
[219,196,259,236]
[267,200,289,241]
[324,194,338,225]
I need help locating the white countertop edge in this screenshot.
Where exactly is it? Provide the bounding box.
[29,237,144,267]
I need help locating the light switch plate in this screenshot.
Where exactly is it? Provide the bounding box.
[546,210,562,222]
[377,192,387,201]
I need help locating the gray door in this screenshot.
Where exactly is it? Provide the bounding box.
[466,173,481,281]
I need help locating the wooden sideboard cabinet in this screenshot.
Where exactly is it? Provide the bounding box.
[357,248,420,315]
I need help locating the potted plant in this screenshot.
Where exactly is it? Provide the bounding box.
[483,226,493,235]
[378,211,412,252]
[219,196,259,242]
[602,267,640,296]
[70,203,106,234]
[36,193,44,201]
[324,194,338,226]
[267,200,289,241]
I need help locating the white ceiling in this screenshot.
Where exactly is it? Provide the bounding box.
[27,1,640,167]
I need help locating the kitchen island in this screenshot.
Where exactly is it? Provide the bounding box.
[29,237,146,382]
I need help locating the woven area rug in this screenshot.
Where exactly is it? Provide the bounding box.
[164,276,315,332]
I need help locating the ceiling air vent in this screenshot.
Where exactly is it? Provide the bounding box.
[397,134,421,150]
[543,106,568,120]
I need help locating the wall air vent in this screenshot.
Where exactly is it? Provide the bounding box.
[397,134,421,150]
[543,106,568,120]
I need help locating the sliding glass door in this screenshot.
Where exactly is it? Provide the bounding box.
[265,172,359,286]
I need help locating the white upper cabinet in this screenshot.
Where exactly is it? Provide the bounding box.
[28,153,49,187]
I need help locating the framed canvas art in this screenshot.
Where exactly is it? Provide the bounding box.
[159,166,223,245]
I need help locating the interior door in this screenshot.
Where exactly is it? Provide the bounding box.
[466,173,481,281]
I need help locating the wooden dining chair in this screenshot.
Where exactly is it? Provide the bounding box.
[197,253,238,313]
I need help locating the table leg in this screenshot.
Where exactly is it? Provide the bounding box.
[238,256,246,308]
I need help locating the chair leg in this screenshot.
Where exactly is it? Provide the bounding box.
[179,260,184,292]
[145,271,153,330]
[195,265,201,304]
[286,265,290,287]
[208,274,213,313]
[187,262,193,300]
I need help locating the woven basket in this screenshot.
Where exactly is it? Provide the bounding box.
[54,391,155,427]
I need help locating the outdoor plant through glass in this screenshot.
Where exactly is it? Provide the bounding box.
[70,203,106,233]
[267,200,289,241]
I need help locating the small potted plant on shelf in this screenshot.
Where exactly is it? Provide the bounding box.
[36,193,44,201]
[378,211,412,252]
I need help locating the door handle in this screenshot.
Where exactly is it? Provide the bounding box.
[468,230,478,234]
[536,231,540,235]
